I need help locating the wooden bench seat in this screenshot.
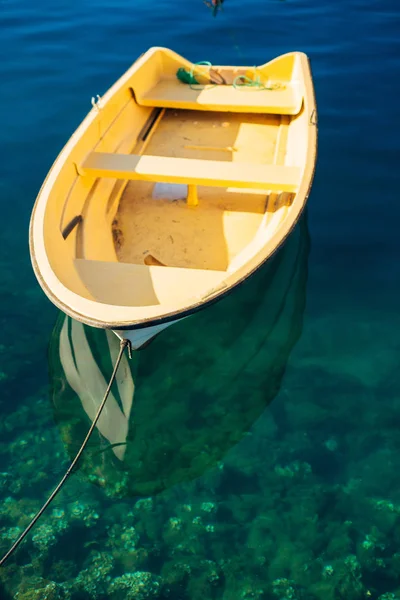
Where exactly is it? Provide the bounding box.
[135,80,303,115]
[80,152,301,206]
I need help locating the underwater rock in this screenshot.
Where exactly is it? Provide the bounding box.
[329,555,365,600]
[274,460,312,479]
[238,588,265,600]
[14,578,69,600]
[32,523,58,552]
[161,558,222,600]
[68,500,100,528]
[50,559,77,583]
[187,559,221,596]
[271,578,306,600]
[0,471,10,493]
[0,495,39,529]
[120,525,140,550]
[357,528,388,575]
[134,497,154,513]
[106,522,148,572]
[108,571,162,600]
[201,501,217,514]
[161,559,192,589]
[62,550,114,599]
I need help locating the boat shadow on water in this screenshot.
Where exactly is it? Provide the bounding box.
[48,215,310,498]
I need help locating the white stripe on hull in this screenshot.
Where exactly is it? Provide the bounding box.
[113,317,184,350]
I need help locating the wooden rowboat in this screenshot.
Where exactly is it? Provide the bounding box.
[30,47,317,349]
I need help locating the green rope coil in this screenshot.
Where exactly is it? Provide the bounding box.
[189,61,213,89]
[176,62,285,91]
[233,70,281,91]
[177,61,222,90]
[176,67,199,85]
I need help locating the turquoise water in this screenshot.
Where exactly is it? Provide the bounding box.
[1,0,400,598]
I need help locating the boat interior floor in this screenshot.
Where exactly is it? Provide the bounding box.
[113,108,291,272]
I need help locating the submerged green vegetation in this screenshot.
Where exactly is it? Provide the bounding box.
[1,218,400,599]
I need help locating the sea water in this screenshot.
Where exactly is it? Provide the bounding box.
[0,0,399,598]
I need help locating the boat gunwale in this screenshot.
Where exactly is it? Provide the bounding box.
[29,48,317,331]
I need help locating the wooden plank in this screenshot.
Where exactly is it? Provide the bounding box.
[81,152,301,193]
[275,115,290,166]
[138,80,302,115]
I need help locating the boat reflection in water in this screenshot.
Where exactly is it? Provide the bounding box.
[48,215,310,498]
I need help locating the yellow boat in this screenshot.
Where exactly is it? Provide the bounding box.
[30,47,317,349]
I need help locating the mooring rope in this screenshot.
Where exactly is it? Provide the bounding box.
[176,61,285,91]
[0,337,132,567]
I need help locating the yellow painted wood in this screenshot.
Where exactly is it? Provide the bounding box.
[81,152,301,193]
[275,115,290,165]
[184,145,238,152]
[138,80,302,115]
[74,259,225,307]
[133,108,166,156]
[187,185,198,207]
[29,47,317,330]
[144,110,280,165]
[116,175,267,272]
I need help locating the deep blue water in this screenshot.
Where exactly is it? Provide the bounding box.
[1,0,400,598]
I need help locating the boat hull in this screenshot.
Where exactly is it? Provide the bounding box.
[29,47,317,331]
[48,213,310,496]
[113,318,184,350]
